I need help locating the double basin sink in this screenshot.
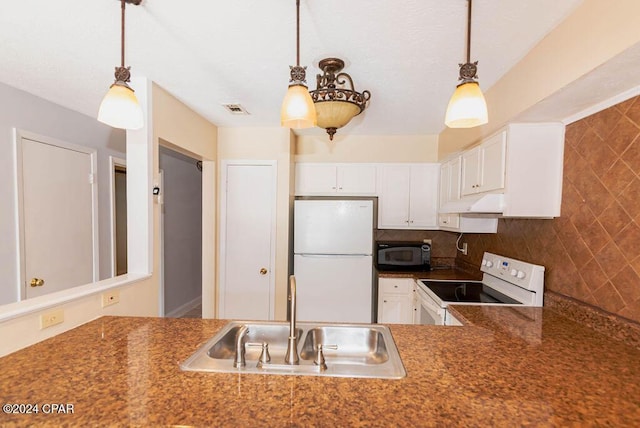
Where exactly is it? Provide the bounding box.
[180,321,406,379]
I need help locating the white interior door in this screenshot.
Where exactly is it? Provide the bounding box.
[219,162,276,320]
[17,133,97,299]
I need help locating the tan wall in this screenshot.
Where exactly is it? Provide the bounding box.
[439,0,640,158]
[296,134,438,163]
[217,127,295,320]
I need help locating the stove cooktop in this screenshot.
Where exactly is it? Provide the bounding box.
[420,280,522,304]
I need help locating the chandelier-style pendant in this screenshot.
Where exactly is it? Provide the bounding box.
[310,58,371,140]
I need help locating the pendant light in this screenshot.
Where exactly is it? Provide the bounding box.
[98,0,144,130]
[445,0,488,129]
[310,58,371,141]
[281,0,316,129]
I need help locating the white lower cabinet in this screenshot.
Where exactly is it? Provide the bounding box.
[378,278,415,324]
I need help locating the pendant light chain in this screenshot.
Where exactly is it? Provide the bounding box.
[466,0,472,64]
[296,0,300,67]
[288,0,306,85]
[121,0,126,68]
[114,0,131,84]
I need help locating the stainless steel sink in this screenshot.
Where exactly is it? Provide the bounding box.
[300,326,389,365]
[180,321,406,379]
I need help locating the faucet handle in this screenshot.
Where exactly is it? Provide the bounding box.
[314,344,338,371]
[247,342,271,367]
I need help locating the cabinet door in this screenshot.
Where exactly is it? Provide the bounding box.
[378,294,413,324]
[479,131,506,193]
[295,164,337,195]
[448,156,462,201]
[408,165,439,228]
[461,148,481,196]
[378,165,411,228]
[337,165,376,194]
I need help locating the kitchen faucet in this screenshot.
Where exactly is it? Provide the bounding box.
[284,275,299,365]
[233,324,249,368]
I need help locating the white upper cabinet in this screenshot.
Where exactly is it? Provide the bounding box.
[377,164,439,229]
[295,163,376,196]
[439,156,497,233]
[461,131,507,196]
[438,158,461,230]
[445,122,565,218]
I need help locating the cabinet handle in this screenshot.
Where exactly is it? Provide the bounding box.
[332,186,336,190]
[338,187,343,190]
[383,300,388,303]
[409,220,414,224]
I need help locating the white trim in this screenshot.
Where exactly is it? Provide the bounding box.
[158,169,165,317]
[165,296,202,318]
[563,85,640,125]
[0,273,150,322]
[13,129,101,299]
[218,160,278,320]
[109,156,127,278]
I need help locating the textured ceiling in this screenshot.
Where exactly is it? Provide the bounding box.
[0,0,585,137]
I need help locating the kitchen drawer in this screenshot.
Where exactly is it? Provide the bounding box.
[379,278,413,294]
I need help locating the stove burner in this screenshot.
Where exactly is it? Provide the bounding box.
[421,280,521,305]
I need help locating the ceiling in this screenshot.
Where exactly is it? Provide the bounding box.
[0,0,586,137]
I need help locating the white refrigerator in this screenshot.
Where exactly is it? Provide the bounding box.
[293,199,374,323]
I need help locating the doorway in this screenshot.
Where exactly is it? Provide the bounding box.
[109,156,127,277]
[218,161,277,320]
[159,146,203,317]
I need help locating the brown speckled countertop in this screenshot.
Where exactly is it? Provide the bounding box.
[1,311,639,427]
[377,267,482,281]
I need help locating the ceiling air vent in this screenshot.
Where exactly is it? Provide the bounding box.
[222,104,250,115]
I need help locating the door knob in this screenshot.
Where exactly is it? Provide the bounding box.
[30,278,45,287]
[259,268,268,275]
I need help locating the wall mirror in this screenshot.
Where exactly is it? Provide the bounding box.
[0,81,127,307]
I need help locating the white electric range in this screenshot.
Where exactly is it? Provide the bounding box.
[416,252,545,325]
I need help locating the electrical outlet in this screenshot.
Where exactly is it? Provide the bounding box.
[102,290,120,308]
[40,309,64,329]
[462,243,468,255]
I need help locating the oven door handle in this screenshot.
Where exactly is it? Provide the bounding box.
[416,287,445,316]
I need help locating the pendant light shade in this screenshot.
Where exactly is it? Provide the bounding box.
[310,57,371,141]
[281,0,316,129]
[98,0,143,130]
[444,81,488,128]
[98,82,144,130]
[281,83,316,128]
[445,0,488,129]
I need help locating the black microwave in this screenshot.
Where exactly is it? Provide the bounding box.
[376,242,431,271]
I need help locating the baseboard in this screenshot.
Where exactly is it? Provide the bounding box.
[166,296,202,318]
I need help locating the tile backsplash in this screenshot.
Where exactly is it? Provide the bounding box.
[456,95,640,324]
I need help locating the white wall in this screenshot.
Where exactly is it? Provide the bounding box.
[0,81,126,305]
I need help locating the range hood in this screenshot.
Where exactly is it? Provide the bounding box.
[439,193,505,214]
